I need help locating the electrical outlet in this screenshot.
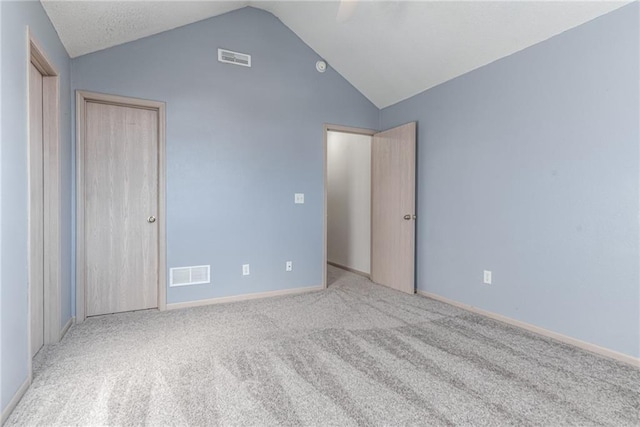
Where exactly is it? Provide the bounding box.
[286,261,293,272]
[483,270,492,285]
[294,193,305,204]
[242,264,250,276]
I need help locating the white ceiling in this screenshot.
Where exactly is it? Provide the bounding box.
[41,1,629,108]
[41,1,249,57]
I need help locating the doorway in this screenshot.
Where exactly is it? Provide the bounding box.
[323,122,417,294]
[76,91,167,321]
[326,129,373,277]
[28,31,63,360]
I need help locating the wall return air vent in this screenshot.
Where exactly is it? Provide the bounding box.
[218,48,251,67]
[170,265,211,287]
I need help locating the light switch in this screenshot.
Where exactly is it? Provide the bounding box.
[294,193,305,204]
[483,270,492,285]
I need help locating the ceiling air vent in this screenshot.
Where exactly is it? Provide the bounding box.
[218,48,251,67]
[170,265,210,287]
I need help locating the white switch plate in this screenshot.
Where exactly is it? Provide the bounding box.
[242,264,250,276]
[294,193,304,204]
[286,261,292,272]
[483,270,492,285]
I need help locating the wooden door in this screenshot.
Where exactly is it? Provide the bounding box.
[371,122,416,294]
[29,63,45,356]
[84,102,159,316]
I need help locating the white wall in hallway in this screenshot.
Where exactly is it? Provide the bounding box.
[327,131,372,274]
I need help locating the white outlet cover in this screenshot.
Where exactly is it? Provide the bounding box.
[286,261,293,271]
[242,264,250,276]
[483,270,492,284]
[294,193,304,204]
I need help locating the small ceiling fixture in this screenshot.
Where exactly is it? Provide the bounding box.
[316,60,327,73]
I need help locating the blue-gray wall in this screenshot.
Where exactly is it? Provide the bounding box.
[0,0,73,413]
[380,3,640,358]
[71,7,379,306]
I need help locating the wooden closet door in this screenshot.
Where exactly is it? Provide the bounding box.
[29,63,45,355]
[84,102,159,316]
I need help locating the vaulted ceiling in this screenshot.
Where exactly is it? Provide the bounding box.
[41,1,629,108]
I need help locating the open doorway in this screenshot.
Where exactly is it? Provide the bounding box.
[323,122,417,294]
[326,128,374,279]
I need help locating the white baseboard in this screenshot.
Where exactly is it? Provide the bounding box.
[1,317,76,424]
[167,285,324,310]
[327,261,371,279]
[60,316,74,340]
[1,377,30,425]
[417,290,640,368]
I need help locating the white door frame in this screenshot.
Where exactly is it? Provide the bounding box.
[323,124,377,288]
[75,90,167,322]
[27,29,63,367]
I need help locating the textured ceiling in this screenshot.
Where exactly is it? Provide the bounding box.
[41,0,629,108]
[41,1,249,58]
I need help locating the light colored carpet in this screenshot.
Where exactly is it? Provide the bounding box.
[6,265,640,426]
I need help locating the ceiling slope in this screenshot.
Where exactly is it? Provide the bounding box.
[42,1,630,108]
[41,1,249,58]
[258,1,629,108]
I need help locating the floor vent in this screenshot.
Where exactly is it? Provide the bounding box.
[170,265,210,287]
[218,48,251,67]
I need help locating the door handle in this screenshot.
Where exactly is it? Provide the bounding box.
[147,216,156,223]
[403,214,417,220]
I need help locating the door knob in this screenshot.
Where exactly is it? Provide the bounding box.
[148,216,156,223]
[403,214,411,220]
